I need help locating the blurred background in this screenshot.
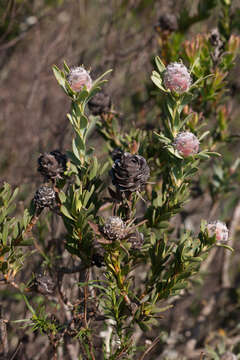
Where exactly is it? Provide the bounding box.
[3,0,240,187]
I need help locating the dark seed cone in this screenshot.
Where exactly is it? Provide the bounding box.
[209,28,223,48]
[110,152,150,192]
[92,243,105,267]
[101,216,126,241]
[38,150,67,181]
[111,148,124,162]
[155,14,178,32]
[33,186,57,211]
[128,231,144,250]
[34,274,55,295]
[209,28,224,64]
[88,92,112,116]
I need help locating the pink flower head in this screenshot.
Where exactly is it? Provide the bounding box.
[221,352,237,360]
[163,62,192,93]
[207,220,229,242]
[174,132,199,157]
[67,67,92,92]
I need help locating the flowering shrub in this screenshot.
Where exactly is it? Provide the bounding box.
[1,1,240,359]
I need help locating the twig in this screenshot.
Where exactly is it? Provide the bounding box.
[200,247,217,273]
[83,269,89,327]
[58,264,88,274]
[13,213,41,246]
[222,200,240,287]
[4,279,21,291]
[115,341,133,359]
[9,341,22,360]
[83,269,96,360]
[0,306,8,358]
[139,336,161,360]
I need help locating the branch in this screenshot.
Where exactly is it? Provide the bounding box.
[222,200,240,287]
[139,336,161,360]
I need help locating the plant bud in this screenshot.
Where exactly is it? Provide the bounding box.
[163,62,192,93]
[174,132,199,157]
[207,220,229,242]
[128,231,144,250]
[221,352,237,360]
[67,66,92,92]
[88,92,111,115]
[35,274,55,295]
[102,216,126,241]
[38,150,67,181]
[111,148,124,162]
[92,243,105,267]
[33,186,56,210]
[209,28,222,48]
[155,14,178,33]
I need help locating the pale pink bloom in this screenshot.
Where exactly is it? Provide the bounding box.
[163,62,192,93]
[207,220,229,242]
[174,132,199,157]
[221,353,237,360]
[67,67,92,92]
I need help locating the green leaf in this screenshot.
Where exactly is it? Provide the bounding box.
[138,321,150,332]
[66,151,81,167]
[63,61,70,73]
[199,131,210,141]
[177,113,194,130]
[75,134,85,151]
[152,304,173,313]
[60,205,75,221]
[72,138,81,160]
[11,319,31,323]
[58,191,66,203]
[139,294,150,303]
[5,203,16,217]
[189,256,203,262]
[23,209,30,229]
[191,74,214,88]
[92,69,112,87]
[80,115,88,130]
[77,89,89,102]
[52,66,66,88]
[184,167,198,177]
[82,185,95,207]
[22,294,36,315]
[215,243,234,252]
[20,240,33,246]
[154,132,172,144]
[155,56,166,73]
[99,161,110,176]
[9,188,19,205]
[2,223,8,246]
[1,262,8,274]
[167,146,183,159]
[89,157,98,181]
[151,73,167,92]
[205,151,221,157]
[196,152,210,159]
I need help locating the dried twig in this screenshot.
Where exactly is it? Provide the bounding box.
[9,341,22,360]
[0,306,8,358]
[222,200,240,287]
[139,336,161,360]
